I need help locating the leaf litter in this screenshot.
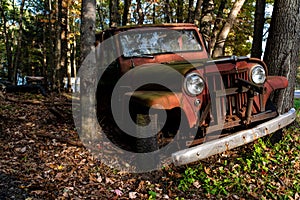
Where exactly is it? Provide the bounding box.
[0,93,299,199]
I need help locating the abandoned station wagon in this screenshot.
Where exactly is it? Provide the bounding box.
[96,23,295,166]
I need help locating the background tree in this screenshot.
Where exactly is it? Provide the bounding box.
[200,0,214,42]
[163,0,171,23]
[225,0,255,56]
[251,0,266,58]
[80,0,96,63]
[263,0,300,113]
[0,0,13,82]
[109,0,120,27]
[210,0,227,55]
[4,0,299,96]
[193,0,203,25]
[80,0,97,140]
[212,0,246,57]
[52,0,63,91]
[176,0,184,22]
[136,0,144,24]
[122,0,131,26]
[12,0,25,85]
[187,0,194,22]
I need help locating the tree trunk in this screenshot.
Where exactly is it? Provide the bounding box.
[53,0,62,91]
[80,0,97,142]
[251,0,266,59]
[137,0,144,24]
[47,2,55,90]
[263,0,300,113]
[81,0,96,63]
[210,0,227,56]
[67,40,72,93]
[152,4,156,24]
[164,0,171,23]
[72,41,77,92]
[96,4,104,30]
[12,0,26,85]
[62,1,70,92]
[122,0,131,26]
[187,0,194,23]
[200,0,214,42]
[194,0,203,25]
[109,0,120,27]
[212,0,245,58]
[0,5,13,82]
[177,0,184,23]
[42,14,48,81]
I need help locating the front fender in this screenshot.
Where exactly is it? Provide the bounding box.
[127,91,199,128]
[127,91,182,109]
[263,76,288,106]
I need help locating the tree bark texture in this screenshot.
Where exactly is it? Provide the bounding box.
[187,0,194,23]
[81,0,96,63]
[177,0,184,22]
[0,5,13,82]
[210,0,227,55]
[122,0,131,26]
[164,0,171,23]
[212,0,245,58]
[200,0,214,42]
[137,0,144,24]
[194,0,203,25]
[80,0,98,141]
[109,0,120,27]
[12,0,26,85]
[251,0,266,59]
[263,0,300,113]
[53,0,62,91]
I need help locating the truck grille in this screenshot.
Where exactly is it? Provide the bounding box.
[205,69,249,125]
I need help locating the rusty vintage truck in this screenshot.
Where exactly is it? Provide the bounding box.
[96,23,295,166]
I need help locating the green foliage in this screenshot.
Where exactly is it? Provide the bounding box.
[295,99,300,110]
[296,66,300,89]
[178,125,300,198]
[225,0,255,56]
[178,164,229,196]
[148,190,157,200]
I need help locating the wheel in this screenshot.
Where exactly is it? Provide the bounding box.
[135,113,159,153]
[133,107,192,153]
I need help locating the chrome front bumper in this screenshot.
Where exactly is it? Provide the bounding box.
[172,108,296,166]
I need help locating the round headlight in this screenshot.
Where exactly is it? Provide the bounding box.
[184,73,205,96]
[251,65,266,84]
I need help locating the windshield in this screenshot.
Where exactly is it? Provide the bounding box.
[120,29,202,57]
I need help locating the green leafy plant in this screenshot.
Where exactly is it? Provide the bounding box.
[177,122,300,199]
[294,98,300,110]
[148,190,157,200]
[178,167,199,191]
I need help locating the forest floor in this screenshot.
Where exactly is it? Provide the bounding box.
[0,93,299,200]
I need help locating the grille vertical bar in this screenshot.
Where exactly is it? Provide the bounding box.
[223,70,248,117]
[205,69,248,124]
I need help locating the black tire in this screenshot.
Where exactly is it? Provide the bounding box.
[135,113,159,153]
